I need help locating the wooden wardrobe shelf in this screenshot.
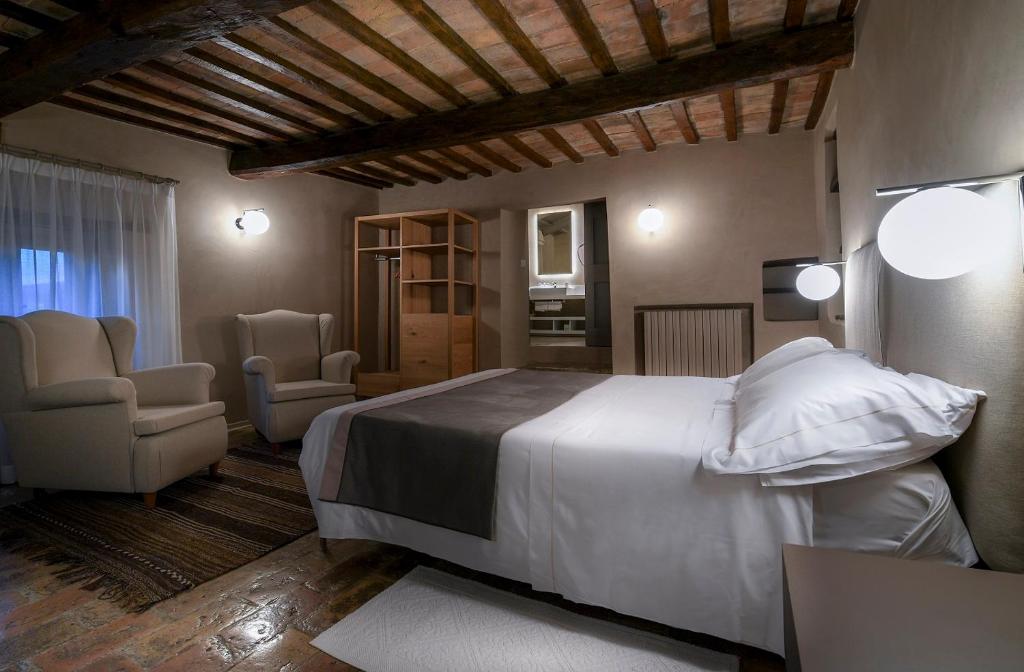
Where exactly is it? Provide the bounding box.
[403,243,476,255]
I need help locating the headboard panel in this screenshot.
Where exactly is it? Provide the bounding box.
[871,181,1024,572]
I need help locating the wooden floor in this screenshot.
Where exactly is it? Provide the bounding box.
[0,529,784,672]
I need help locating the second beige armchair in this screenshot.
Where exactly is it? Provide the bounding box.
[236,310,359,450]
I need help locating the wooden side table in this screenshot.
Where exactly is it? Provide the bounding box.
[782,544,1024,671]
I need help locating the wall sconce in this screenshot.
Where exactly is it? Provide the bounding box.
[796,263,842,300]
[638,206,664,233]
[877,187,1003,279]
[876,169,1022,279]
[235,208,270,236]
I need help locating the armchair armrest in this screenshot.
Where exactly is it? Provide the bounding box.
[125,363,216,407]
[26,377,137,412]
[242,355,276,389]
[322,350,360,384]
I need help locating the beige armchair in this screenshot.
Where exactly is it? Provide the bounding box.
[0,310,227,507]
[236,310,358,450]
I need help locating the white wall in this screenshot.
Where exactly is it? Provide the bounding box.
[381,133,822,372]
[1,103,379,422]
[831,0,1024,571]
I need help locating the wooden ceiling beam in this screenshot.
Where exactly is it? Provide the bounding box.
[229,22,854,176]
[669,101,699,144]
[73,84,258,144]
[139,61,319,136]
[53,95,238,149]
[379,157,444,184]
[317,168,391,189]
[436,147,492,176]
[0,31,23,49]
[784,0,807,31]
[182,47,360,129]
[393,0,515,98]
[556,0,618,76]
[804,71,834,130]
[470,0,566,88]
[625,112,656,151]
[768,79,788,134]
[501,135,552,168]
[719,89,738,141]
[466,141,522,173]
[582,119,619,157]
[49,0,95,12]
[0,0,309,117]
[707,0,732,46]
[631,0,671,62]
[350,163,416,187]
[215,34,392,123]
[309,0,470,108]
[0,0,60,30]
[261,17,432,116]
[407,151,469,180]
[105,72,292,141]
[539,128,584,164]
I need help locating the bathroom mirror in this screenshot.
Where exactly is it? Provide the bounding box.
[536,210,573,275]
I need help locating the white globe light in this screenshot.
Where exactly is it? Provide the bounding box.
[638,207,664,233]
[796,264,841,301]
[878,187,1002,279]
[238,209,270,236]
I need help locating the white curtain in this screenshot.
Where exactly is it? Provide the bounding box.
[0,150,182,366]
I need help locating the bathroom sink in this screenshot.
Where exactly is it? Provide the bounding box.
[529,285,585,300]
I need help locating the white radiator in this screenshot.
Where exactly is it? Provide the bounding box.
[634,304,753,377]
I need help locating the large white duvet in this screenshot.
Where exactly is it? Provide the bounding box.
[300,373,813,654]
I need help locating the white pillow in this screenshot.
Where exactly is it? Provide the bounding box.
[735,337,833,396]
[813,460,978,566]
[702,349,985,485]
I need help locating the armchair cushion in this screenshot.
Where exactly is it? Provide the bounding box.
[268,380,355,403]
[125,363,215,407]
[26,377,136,411]
[321,350,360,384]
[134,401,226,436]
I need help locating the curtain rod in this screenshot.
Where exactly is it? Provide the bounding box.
[0,143,181,186]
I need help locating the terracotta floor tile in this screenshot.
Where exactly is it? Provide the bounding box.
[148,635,236,672]
[291,650,360,671]
[29,609,165,672]
[226,627,318,671]
[76,652,146,672]
[120,597,258,669]
[217,586,321,660]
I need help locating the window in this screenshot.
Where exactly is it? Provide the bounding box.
[18,248,69,314]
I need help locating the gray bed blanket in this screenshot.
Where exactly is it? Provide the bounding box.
[322,369,610,539]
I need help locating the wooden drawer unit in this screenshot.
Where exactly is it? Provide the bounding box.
[357,372,400,398]
[400,314,449,389]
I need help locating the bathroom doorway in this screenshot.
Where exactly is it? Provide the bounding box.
[526,200,612,371]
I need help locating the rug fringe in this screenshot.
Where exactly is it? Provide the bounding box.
[0,527,159,612]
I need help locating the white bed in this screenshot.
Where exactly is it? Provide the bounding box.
[302,372,811,654]
[302,362,978,655]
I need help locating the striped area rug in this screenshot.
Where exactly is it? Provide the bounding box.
[0,431,315,611]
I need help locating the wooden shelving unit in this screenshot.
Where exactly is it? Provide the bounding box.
[353,208,479,397]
